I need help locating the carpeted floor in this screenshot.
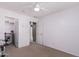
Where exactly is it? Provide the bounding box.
[6,42,75,57]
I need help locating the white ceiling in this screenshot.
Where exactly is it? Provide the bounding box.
[0,2,79,18]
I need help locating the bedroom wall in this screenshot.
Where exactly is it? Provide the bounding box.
[37,6,79,56]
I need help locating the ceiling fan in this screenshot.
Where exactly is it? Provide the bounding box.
[21,2,48,13]
[33,2,48,12]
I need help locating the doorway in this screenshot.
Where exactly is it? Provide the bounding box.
[30,22,37,42]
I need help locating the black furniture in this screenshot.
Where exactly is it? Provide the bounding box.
[0,33,11,57]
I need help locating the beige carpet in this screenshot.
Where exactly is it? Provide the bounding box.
[6,42,75,57]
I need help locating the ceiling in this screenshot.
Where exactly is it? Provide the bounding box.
[0,2,79,18]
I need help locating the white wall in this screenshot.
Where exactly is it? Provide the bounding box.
[18,16,30,47]
[37,6,79,56]
[0,16,5,40]
[0,8,31,48]
[4,16,15,33]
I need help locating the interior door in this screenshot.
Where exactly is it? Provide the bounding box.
[32,22,36,42]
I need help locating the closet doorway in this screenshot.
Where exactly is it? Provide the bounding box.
[30,22,37,42]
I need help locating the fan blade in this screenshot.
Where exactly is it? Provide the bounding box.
[40,8,48,11]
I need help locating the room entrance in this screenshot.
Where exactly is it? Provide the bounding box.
[30,22,37,42]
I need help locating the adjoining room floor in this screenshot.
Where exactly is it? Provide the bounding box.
[6,42,75,57]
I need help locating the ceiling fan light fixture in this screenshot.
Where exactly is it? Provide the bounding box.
[34,7,40,12]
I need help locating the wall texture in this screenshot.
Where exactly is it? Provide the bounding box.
[37,6,79,56]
